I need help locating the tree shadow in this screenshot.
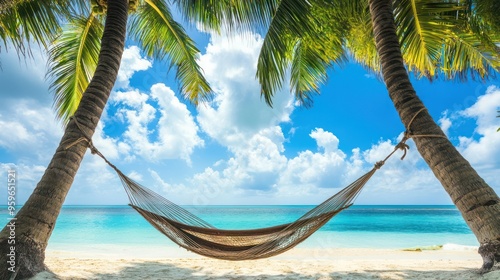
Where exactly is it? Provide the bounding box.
[35,261,500,280]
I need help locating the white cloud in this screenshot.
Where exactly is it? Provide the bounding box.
[173,33,295,197]
[128,170,143,181]
[439,112,452,136]
[115,46,152,89]
[91,122,131,160]
[0,163,47,203]
[0,88,62,160]
[310,128,341,154]
[112,84,204,164]
[197,33,295,150]
[169,32,453,204]
[2,37,498,207]
[456,86,500,182]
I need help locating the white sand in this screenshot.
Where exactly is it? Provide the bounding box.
[31,245,500,280]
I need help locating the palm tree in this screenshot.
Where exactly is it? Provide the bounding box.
[218,0,500,272]
[0,0,212,278]
[367,0,500,271]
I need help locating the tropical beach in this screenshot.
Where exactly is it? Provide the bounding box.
[34,247,499,280]
[4,205,497,279]
[1,0,500,279]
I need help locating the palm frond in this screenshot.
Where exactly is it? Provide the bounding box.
[344,5,379,73]
[474,0,500,32]
[288,1,347,106]
[257,0,317,106]
[290,40,331,106]
[173,0,278,33]
[393,0,464,79]
[0,0,72,56]
[129,0,211,104]
[47,13,103,122]
[442,31,500,80]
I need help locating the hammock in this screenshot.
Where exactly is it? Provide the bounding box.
[69,116,414,260]
[109,164,378,260]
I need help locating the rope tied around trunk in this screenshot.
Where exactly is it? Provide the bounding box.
[62,116,122,174]
[373,107,448,169]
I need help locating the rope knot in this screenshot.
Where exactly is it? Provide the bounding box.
[374,161,384,170]
[395,140,410,160]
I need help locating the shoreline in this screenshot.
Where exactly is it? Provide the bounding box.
[31,246,500,280]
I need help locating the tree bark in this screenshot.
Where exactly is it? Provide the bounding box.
[0,0,129,278]
[368,0,500,272]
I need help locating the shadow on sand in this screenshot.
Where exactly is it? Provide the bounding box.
[35,261,500,280]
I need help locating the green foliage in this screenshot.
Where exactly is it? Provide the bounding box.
[257,0,332,106]
[392,0,500,80]
[173,0,279,33]
[129,0,211,104]
[474,0,500,32]
[47,14,104,122]
[255,0,500,106]
[0,0,69,55]
[393,0,457,78]
[44,0,215,122]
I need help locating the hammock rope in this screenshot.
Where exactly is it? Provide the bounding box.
[63,108,445,260]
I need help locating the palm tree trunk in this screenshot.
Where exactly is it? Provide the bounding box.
[368,0,500,272]
[0,0,128,278]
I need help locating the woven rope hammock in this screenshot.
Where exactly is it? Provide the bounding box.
[84,140,406,260]
[117,166,374,260]
[66,109,441,260]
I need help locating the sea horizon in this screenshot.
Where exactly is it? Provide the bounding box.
[0,204,479,251]
[0,203,462,207]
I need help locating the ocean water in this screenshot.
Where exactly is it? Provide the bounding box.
[0,205,478,250]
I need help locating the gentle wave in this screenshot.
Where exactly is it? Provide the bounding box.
[442,243,479,251]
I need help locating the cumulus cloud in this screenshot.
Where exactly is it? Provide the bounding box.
[150,32,459,205]
[456,86,500,183]
[0,101,62,160]
[197,33,295,148]
[166,33,293,196]
[439,112,452,136]
[0,48,62,160]
[115,46,152,89]
[2,36,499,206]
[111,83,204,164]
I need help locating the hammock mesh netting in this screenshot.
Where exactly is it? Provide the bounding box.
[114,167,377,260]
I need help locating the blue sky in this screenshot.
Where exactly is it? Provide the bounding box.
[0,31,499,206]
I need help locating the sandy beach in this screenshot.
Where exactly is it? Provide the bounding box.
[30,245,500,280]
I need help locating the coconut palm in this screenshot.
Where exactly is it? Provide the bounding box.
[0,0,213,278]
[187,0,500,271]
[0,0,73,58]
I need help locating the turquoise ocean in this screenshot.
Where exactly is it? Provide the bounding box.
[1,205,478,250]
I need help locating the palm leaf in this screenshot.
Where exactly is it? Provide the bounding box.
[393,0,465,79]
[47,13,104,122]
[442,31,500,80]
[0,0,74,56]
[474,0,500,32]
[288,1,347,106]
[173,0,278,33]
[129,0,211,104]
[257,0,318,106]
[343,3,380,73]
[290,40,331,106]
